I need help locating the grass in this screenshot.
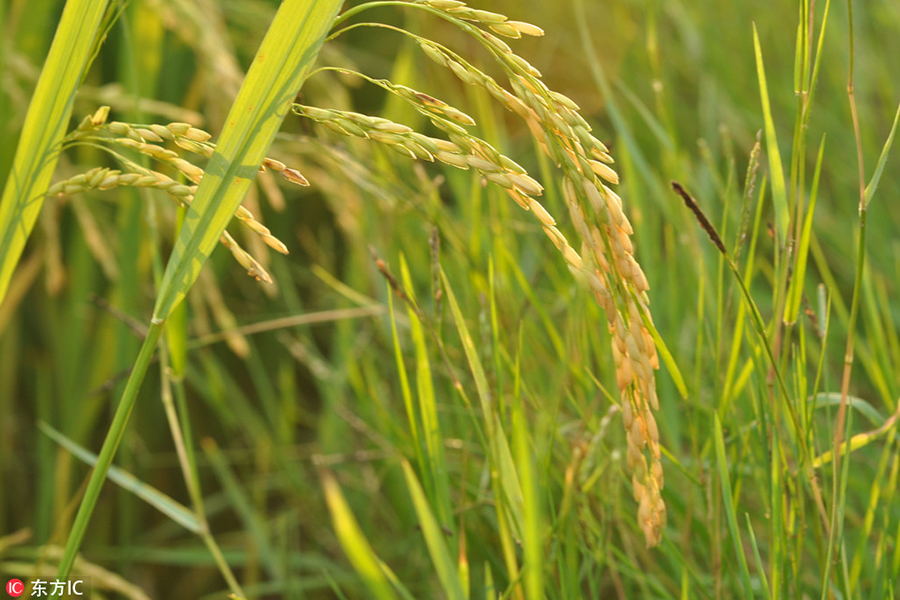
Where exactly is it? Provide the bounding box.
[1,0,900,598]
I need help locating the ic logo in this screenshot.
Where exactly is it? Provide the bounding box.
[5,579,25,597]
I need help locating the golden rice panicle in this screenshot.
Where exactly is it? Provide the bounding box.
[502,62,663,547]
[561,151,663,548]
[414,0,544,39]
[407,9,665,545]
[292,103,548,208]
[71,112,311,190]
[298,2,664,545]
[406,10,664,545]
[54,109,310,280]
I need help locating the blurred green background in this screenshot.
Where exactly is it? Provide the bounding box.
[2,0,899,598]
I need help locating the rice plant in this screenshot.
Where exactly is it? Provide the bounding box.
[1,0,899,598]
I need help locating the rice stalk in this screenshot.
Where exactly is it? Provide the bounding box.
[53,0,342,580]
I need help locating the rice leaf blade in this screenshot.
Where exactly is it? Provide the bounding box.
[321,470,399,600]
[152,0,342,320]
[0,0,110,302]
[401,461,467,600]
[38,422,201,534]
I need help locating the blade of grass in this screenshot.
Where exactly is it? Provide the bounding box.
[863,101,900,208]
[752,23,789,242]
[203,438,283,582]
[744,513,771,600]
[399,253,452,527]
[441,268,523,595]
[722,177,767,413]
[401,461,467,600]
[158,342,246,598]
[0,0,111,302]
[512,378,544,600]
[784,134,825,323]
[38,422,201,534]
[320,469,399,600]
[813,401,900,468]
[152,0,342,321]
[386,282,426,474]
[847,429,900,591]
[713,415,754,599]
[632,289,688,399]
[377,559,418,600]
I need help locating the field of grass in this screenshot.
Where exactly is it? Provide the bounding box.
[2,0,900,598]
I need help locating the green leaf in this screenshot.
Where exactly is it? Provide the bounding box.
[152,0,342,320]
[441,269,524,538]
[713,415,754,599]
[38,422,201,533]
[400,254,452,526]
[203,439,283,581]
[0,0,111,302]
[321,470,399,600]
[784,134,826,323]
[632,289,688,399]
[401,461,467,600]
[753,23,789,242]
[863,100,900,207]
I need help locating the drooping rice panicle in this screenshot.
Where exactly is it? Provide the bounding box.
[52,108,315,280]
[326,0,666,545]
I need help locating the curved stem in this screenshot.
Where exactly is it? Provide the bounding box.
[326,20,412,43]
[295,67,465,134]
[330,1,536,90]
[333,1,446,28]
